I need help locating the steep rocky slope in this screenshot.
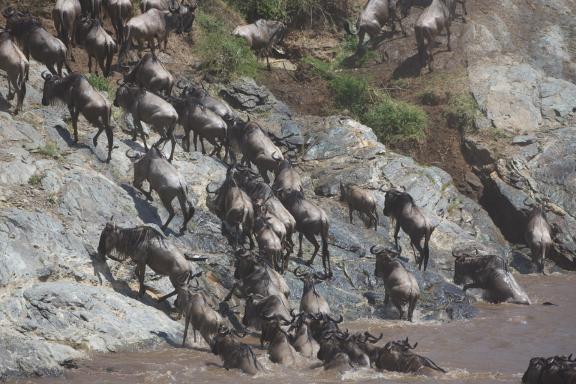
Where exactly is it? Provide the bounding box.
[0,62,506,379]
[1,0,574,379]
[461,0,576,269]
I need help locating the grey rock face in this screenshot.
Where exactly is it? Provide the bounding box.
[461,0,576,270]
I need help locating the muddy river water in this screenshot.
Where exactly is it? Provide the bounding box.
[12,273,575,384]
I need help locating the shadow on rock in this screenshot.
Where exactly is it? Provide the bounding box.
[392,53,423,79]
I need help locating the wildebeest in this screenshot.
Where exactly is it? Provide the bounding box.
[102,0,132,45]
[272,159,304,201]
[126,146,195,233]
[75,17,117,76]
[232,19,286,70]
[277,189,331,277]
[140,0,196,33]
[41,72,113,162]
[0,29,28,114]
[242,293,291,332]
[176,81,235,125]
[453,249,531,304]
[376,338,446,374]
[177,285,224,346]
[113,82,178,161]
[340,183,378,230]
[522,354,576,384]
[119,4,187,65]
[287,312,319,358]
[225,249,290,306]
[371,245,419,322]
[168,96,228,159]
[236,169,296,264]
[230,119,284,183]
[263,316,297,366]
[346,0,412,53]
[525,206,553,274]
[294,267,330,315]
[211,327,261,375]
[124,52,174,96]
[97,222,193,301]
[3,8,71,76]
[207,166,255,249]
[253,202,284,272]
[383,188,436,271]
[52,0,81,55]
[414,0,454,72]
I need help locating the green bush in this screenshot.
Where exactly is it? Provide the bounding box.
[228,0,288,22]
[362,96,427,143]
[444,93,478,131]
[87,74,110,93]
[329,74,370,114]
[28,173,43,186]
[196,11,259,80]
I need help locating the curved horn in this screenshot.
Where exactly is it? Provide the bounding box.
[271,152,282,161]
[327,314,343,323]
[41,71,52,81]
[116,78,126,86]
[125,149,141,160]
[2,7,15,17]
[293,266,308,278]
[370,245,380,255]
[206,182,220,194]
[364,331,383,343]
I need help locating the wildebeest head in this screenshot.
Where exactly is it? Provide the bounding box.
[97,220,119,260]
[113,81,141,107]
[40,71,63,106]
[177,1,195,33]
[233,248,256,280]
[3,8,40,36]
[522,356,547,384]
[383,188,411,217]
[294,266,326,295]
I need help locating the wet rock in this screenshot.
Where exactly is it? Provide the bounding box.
[0,282,183,379]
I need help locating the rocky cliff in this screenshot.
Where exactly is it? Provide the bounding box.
[1,0,575,379]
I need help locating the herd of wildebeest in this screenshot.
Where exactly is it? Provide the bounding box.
[0,0,573,381]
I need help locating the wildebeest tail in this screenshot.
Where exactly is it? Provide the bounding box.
[321,217,330,259]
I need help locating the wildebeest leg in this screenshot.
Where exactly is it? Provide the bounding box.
[372,210,379,231]
[446,25,452,51]
[157,289,177,302]
[384,290,389,307]
[104,126,114,163]
[392,297,405,320]
[69,105,80,143]
[160,194,176,231]
[410,235,425,270]
[349,205,354,224]
[182,129,191,152]
[297,232,304,258]
[393,221,401,252]
[167,127,176,162]
[47,63,58,75]
[137,263,147,297]
[398,16,407,36]
[408,296,417,322]
[304,233,320,267]
[182,310,191,347]
[357,28,365,53]
[134,120,149,150]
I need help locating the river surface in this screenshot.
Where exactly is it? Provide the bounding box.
[12,273,576,384]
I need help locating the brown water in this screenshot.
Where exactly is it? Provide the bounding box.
[12,273,576,384]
